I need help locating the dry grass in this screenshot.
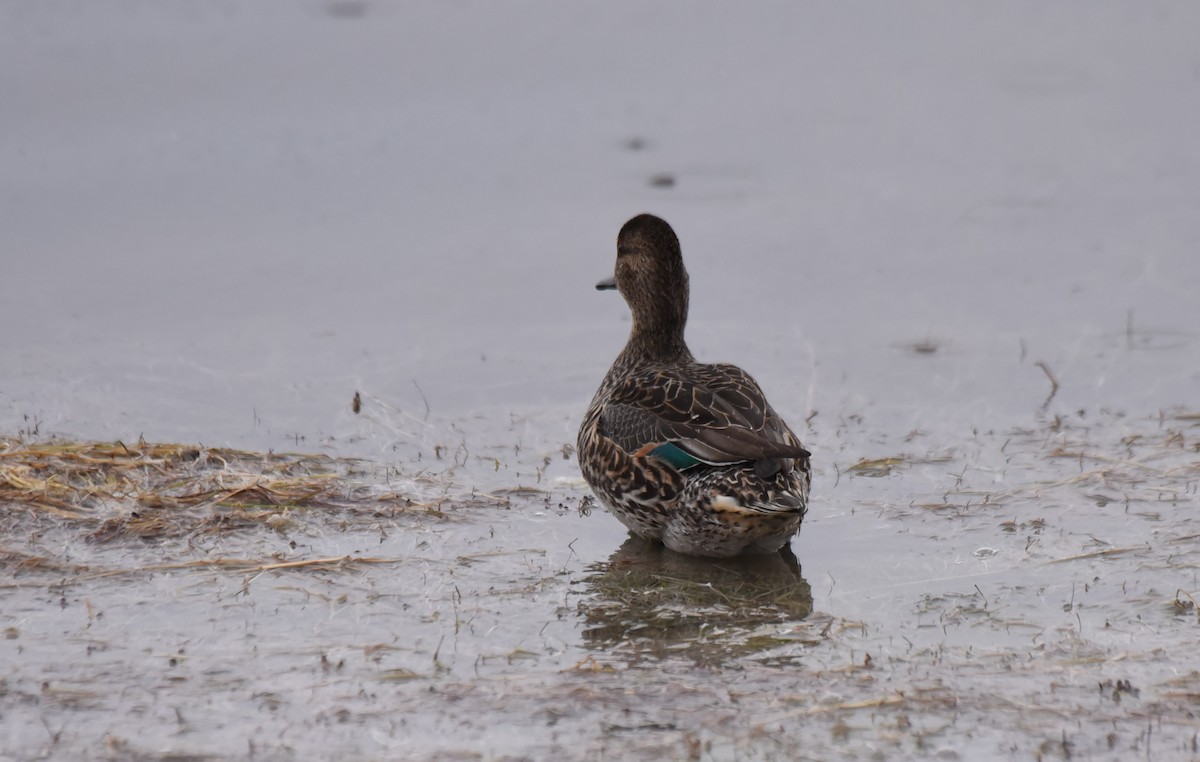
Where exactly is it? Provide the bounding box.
[0,437,349,541]
[0,437,528,545]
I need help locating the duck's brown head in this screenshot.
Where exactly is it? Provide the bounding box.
[596,214,690,358]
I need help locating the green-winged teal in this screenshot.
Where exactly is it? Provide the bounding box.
[578,214,811,558]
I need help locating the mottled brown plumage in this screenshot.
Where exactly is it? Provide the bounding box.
[578,214,811,557]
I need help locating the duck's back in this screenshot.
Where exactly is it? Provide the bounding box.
[598,361,809,477]
[579,359,811,556]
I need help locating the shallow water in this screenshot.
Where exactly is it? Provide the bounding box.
[3,408,1198,760]
[4,2,1200,760]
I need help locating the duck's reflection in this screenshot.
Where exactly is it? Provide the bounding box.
[578,536,813,665]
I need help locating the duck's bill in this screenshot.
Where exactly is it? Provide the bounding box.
[595,276,617,291]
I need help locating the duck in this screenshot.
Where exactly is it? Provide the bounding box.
[578,213,811,558]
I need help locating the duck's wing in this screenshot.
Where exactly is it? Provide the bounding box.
[692,362,809,454]
[599,364,809,471]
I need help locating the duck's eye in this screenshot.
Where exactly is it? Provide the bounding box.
[617,245,635,258]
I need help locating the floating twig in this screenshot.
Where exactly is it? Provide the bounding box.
[1034,361,1059,410]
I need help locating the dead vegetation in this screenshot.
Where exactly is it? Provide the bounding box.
[0,437,539,562]
[0,438,357,541]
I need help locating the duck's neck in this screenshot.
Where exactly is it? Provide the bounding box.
[619,315,693,366]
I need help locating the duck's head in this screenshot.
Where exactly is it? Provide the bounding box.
[596,214,690,339]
